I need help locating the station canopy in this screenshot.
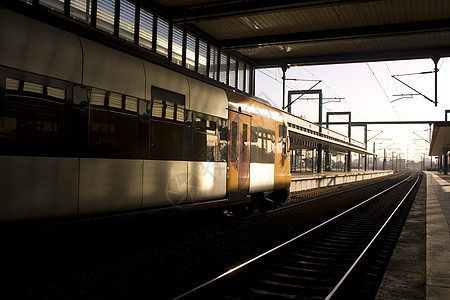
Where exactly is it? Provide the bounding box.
[430,122,450,156]
[151,0,450,67]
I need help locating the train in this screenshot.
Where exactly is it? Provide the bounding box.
[0,7,291,222]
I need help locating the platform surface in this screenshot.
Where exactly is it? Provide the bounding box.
[426,172,450,299]
[376,171,450,299]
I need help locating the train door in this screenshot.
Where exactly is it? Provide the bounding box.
[227,109,251,194]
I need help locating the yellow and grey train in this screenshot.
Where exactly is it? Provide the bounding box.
[0,8,291,222]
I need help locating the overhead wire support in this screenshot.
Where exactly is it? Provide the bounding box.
[283,80,322,110]
[285,78,322,82]
[413,131,430,144]
[367,130,384,142]
[390,94,415,103]
[298,97,344,104]
[391,74,434,104]
[393,71,435,76]
[413,142,429,150]
[391,93,418,103]
[391,57,440,106]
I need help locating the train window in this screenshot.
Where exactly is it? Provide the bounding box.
[279,124,288,156]
[195,117,205,130]
[172,25,184,66]
[209,45,218,80]
[231,121,237,162]
[70,0,92,24]
[186,33,196,71]
[267,133,274,156]
[257,131,262,148]
[262,132,267,151]
[198,39,208,76]
[151,86,185,106]
[176,105,185,122]
[23,82,43,94]
[47,86,66,100]
[89,108,138,158]
[218,119,228,161]
[5,77,67,105]
[119,0,136,42]
[219,53,228,84]
[0,116,16,132]
[139,7,153,50]
[150,119,184,160]
[193,117,206,161]
[149,87,186,160]
[237,62,245,91]
[193,114,220,162]
[278,125,284,142]
[2,75,70,156]
[250,126,275,164]
[6,78,19,91]
[242,123,248,162]
[156,16,169,57]
[206,119,218,162]
[245,67,252,94]
[88,87,138,158]
[229,57,236,88]
[152,100,163,118]
[91,88,106,106]
[250,126,258,143]
[97,0,115,34]
[0,113,17,153]
[125,96,138,112]
[40,0,65,13]
[166,102,175,120]
[151,86,185,122]
[108,92,123,109]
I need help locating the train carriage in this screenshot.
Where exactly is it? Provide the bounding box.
[0,7,290,222]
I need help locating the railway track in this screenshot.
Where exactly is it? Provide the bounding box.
[2,172,421,299]
[174,172,421,299]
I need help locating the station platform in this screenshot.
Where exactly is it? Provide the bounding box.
[376,172,450,300]
[290,170,394,193]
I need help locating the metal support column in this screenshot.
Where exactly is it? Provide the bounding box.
[286,89,323,119]
[373,143,376,171]
[445,152,449,175]
[286,89,324,173]
[430,123,433,170]
[433,57,439,107]
[281,65,289,112]
[317,145,323,173]
[325,111,352,171]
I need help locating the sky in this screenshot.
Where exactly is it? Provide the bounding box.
[255,58,450,162]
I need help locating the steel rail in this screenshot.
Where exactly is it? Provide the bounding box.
[325,173,420,299]
[172,174,413,299]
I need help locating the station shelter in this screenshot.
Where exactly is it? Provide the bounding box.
[430,121,450,175]
[284,112,374,174]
